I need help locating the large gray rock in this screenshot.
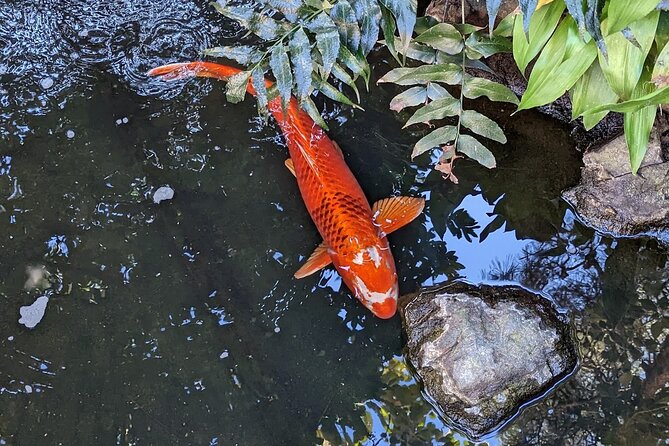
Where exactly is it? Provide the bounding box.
[562,129,669,241]
[400,282,577,440]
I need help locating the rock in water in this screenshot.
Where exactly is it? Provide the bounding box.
[18,295,50,329]
[400,282,577,440]
[153,186,174,204]
[562,130,669,241]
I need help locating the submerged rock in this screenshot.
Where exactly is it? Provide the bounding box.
[562,129,669,241]
[18,295,50,329]
[400,282,577,440]
[153,186,174,204]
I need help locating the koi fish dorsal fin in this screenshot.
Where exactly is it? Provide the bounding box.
[372,196,425,235]
[294,242,332,279]
[285,158,296,177]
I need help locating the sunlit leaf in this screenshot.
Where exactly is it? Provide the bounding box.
[487,0,504,36]
[226,70,250,103]
[519,0,540,33]
[414,23,463,55]
[338,45,367,79]
[203,45,262,64]
[564,0,586,35]
[309,13,339,78]
[270,44,293,109]
[607,0,661,35]
[331,63,361,101]
[512,0,565,74]
[412,125,457,159]
[652,40,669,87]
[465,31,512,57]
[599,11,659,99]
[267,0,301,22]
[404,97,459,127]
[318,81,360,108]
[570,62,618,130]
[493,12,515,38]
[251,67,269,115]
[248,12,283,40]
[350,0,382,55]
[289,27,314,103]
[394,63,462,85]
[460,110,507,143]
[414,16,439,35]
[301,96,329,130]
[380,3,399,63]
[389,86,427,112]
[456,134,496,168]
[625,82,657,174]
[462,76,519,104]
[518,18,598,111]
[427,83,454,100]
[330,0,361,53]
[378,0,417,56]
[212,1,254,27]
[581,84,669,114]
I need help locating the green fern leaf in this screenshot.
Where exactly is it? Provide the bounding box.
[289,27,314,103]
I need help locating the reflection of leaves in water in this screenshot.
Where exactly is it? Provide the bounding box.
[446,209,479,242]
[316,356,482,445]
[482,255,520,281]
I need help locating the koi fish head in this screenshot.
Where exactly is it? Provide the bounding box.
[332,242,399,319]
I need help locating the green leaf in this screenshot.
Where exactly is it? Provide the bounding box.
[389,86,427,112]
[248,12,283,40]
[414,23,464,55]
[310,14,339,78]
[606,0,661,35]
[211,2,254,26]
[404,97,460,127]
[462,76,519,104]
[652,40,669,87]
[203,45,262,64]
[338,45,367,79]
[226,71,250,103]
[330,0,361,52]
[625,82,657,174]
[512,0,565,74]
[378,0,417,56]
[394,63,462,85]
[581,84,669,115]
[289,27,314,103]
[584,0,606,58]
[412,125,457,159]
[487,0,504,36]
[350,0,382,55]
[398,42,437,63]
[414,16,439,35]
[267,0,301,22]
[570,62,618,130]
[427,83,454,100]
[251,67,269,115]
[517,18,598,112]
[456,134,496,168]
[519,0,539,33]
[599,11,660,100]
[331,63,361,101]
[460,110,507,143]
[493,12,515,38]
[436,52,492,71]
[270,44,293,109]
[379,3,399,63]
[318,81,360,108]
[465,31,512,57]
[301,97,329,130]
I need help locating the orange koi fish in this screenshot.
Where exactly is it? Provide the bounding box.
[148,62,424,319]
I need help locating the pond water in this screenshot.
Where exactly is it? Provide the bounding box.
[1,1,669,445]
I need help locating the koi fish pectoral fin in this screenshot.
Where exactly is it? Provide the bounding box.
[285,158,296,177]
[294,242,332,279]
[372,196,426,235]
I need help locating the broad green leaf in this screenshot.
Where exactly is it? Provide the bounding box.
[211,2,253,26]
[462,76,519,104]
[330,0,361,52]
[412,125,457,159]
[606,0,661,35]
[398,42,437,63]
[436,52,492,72]
[599,11,660,100]
[331,63,361,101]
[414,23,463,55]
[414,16,439,35]
[378,67,415,83]
[310,14,339,78]
[394,63,462,85]
[267,0,300,22]
[493,12,515,38]
[270,44,293,109]
[570,62,618,130]
[487,0,504,36]
[378,0,417,56]
[301,97,329,130]
[456,134,496,168]
[460,110,507,143]
[404,97,459,127]
[584,0,606,58]
[318,81,360,108]
[519,0,540,33]
[226,71,250,103]
[518,18,598,111]
[465,31,512,57]
[251,67,269,115]
[248,12,283,40]
[581,84,669,114]
[655,11,669,53]
[513,0,565,74]
[427,83,454,100]
[203,45,262,64]
[389,86,427,112]
[338,46,367,79]
[350,0,382,55]
[289,28,314,103]
[652,40,669,87]
[625,81,657,174]
[380,3,399,63]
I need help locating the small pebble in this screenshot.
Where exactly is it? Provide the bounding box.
[122,117,128,124]
[39,77,54,89]
[18,296,49,329]
[66,130,75,139]
[153,186,175,204]
[24,385,33,394]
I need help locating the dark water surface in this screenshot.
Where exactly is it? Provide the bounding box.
[1,1,669,445]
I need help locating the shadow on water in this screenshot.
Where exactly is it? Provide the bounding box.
[1,0,669,445]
